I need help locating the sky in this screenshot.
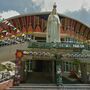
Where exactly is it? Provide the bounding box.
[0,0,90,26]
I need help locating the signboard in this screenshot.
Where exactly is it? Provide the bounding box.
[28,42,85,49]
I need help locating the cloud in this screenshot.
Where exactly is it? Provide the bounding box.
[41,0,90,13]
[64,7,90,27]
[0,0,90,26]
[24,8,28,13]
[0,0,42,13]
[0,0,90,13]
[0,10,20,19]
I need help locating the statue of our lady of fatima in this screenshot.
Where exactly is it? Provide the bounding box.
[46,3,61,43]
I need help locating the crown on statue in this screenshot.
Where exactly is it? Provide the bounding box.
[53,2,57,9]
[52,2,57,14]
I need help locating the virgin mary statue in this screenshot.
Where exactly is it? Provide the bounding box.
[46,3,61,43]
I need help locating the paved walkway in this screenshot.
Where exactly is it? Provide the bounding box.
[8,84,90,90]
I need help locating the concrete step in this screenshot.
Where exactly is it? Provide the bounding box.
[8,84,90,90]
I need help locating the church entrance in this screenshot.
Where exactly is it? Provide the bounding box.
[22,60,55,84]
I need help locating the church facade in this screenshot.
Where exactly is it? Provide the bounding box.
[0,4,90,84]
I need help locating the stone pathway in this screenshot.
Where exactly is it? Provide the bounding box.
[8,84,90,90]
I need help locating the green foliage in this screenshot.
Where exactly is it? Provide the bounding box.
[0,63,15,71]
[0,64,7,71]
[73,59,80,65]
[5,63,15,71]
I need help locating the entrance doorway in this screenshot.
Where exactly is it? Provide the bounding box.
[23,60,55,84]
